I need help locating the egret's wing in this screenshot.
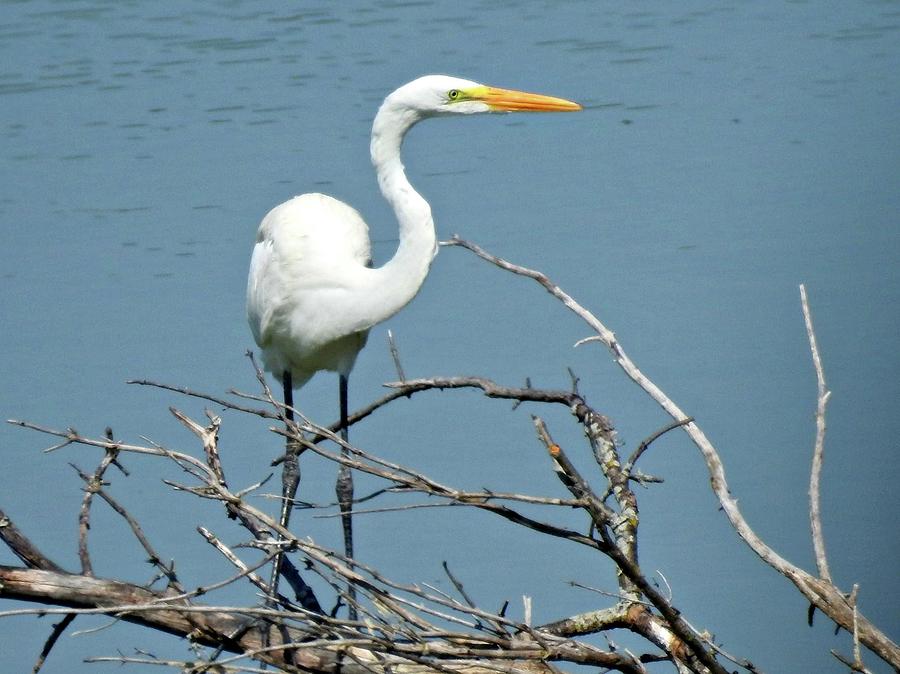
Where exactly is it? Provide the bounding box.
[246,236,277,348]
[246,192,372,356]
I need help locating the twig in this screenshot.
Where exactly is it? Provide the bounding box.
[832,649,874,674]
[31,613,76,674]
[531,417,616,531]
[127,378,278,420]
[566,367,580,394]
[623,418,694,479]
[384,375,581,408]
[103,427,129,475]
[442,561,508,636]
[198,526,273,598]
[830,584,873,673]
[7,419,215,479]
[70,465,184,592]
[74,439,125,577]
[441,561,476,611]
[571,580,654,606]
[84,656,271,673]
[0,507,65,573]
[800,284,832,582]
[387,329,407,382]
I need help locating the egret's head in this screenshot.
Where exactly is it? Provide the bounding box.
[387,74,582,117]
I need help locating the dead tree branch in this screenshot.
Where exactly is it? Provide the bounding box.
[3,240,895,673]
[800,284,832,583]
[445,236,899,669]
[3,411,646,672]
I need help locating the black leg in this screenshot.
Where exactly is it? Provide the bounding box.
[283,370,294,422]
[335,374,357,620]
[268,370,299,606]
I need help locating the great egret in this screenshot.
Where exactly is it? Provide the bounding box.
[246,74,581,614]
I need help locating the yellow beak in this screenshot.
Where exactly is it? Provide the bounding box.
[475,86,582,112]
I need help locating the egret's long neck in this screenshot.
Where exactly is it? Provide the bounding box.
[365,101,438,323]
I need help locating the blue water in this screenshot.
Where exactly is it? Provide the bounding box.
[2,2,898,672]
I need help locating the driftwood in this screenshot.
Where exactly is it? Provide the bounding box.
[2,239,897,674]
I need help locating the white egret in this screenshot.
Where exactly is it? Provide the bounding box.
[246,74,581,614]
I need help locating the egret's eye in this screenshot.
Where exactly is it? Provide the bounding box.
[447,89,461,101]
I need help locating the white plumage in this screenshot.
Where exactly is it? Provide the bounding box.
[247,193,373,387]
[247,76,580,393]
[245,75,580,614]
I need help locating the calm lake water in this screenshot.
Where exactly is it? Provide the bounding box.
[1,2,898,672]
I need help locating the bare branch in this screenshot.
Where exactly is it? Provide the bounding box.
[31,612,76,674]
[531,417,616,532]
[70,465,184,593]
[5,241,897,673]
[441,562,509,638]
[7,419,216,481]
[448,237,900,669]
[127,378,278,420]
[285,420,601,550]
[384,375,580,408]
[623,418,694,480]
[0,507,65,573]
[800,284,832,582]
[387,329,407,382]
[531,418,723,674]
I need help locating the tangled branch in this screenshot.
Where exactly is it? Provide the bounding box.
[2,239,895,674]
